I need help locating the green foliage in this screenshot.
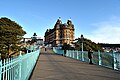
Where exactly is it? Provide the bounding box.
[75,38,103,51]
[0,17,26,59]
[62,43,75,50]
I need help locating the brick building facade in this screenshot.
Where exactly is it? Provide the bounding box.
[44,18,74,47]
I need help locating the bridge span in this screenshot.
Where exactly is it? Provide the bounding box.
[30,48,120,80]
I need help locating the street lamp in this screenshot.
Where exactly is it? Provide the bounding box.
[81,34,84,61]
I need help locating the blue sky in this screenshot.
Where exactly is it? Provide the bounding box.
[0,0,120,43]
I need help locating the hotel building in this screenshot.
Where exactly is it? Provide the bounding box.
[44,18,75,47]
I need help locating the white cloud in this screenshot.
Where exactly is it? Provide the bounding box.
[87,16,120,44]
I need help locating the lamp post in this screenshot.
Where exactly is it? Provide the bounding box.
[81,34,84,61]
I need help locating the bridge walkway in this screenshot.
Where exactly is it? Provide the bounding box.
[30,48,120,80]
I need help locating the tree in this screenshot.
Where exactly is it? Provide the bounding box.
[74,37,103,51]
[62,43,75,50]
[0,17,26,59]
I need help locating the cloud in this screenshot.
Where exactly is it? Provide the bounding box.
[88,16,120,44]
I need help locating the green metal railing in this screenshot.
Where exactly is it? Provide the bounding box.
[53,47,120,71]
[66,50,120,71]
[53,47,64,55]
[0,47,40,80]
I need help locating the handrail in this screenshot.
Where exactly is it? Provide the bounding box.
[53,47,120,71]
[0,47,40,80]
[66,50,120,71]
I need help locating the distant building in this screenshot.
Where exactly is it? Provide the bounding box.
[44,18,75,47]
[22,38,32,44]
[36,39,44,46]
[98,43,120,52]
[22,37,43,46]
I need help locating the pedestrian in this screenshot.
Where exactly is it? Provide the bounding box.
[45,47,47,51]
[64,49,66,57]
[88,49,93,64]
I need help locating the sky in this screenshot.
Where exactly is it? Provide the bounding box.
[0,0,120,43]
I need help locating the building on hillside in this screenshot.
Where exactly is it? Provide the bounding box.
[44,18,75,47]
[98,43,120,52]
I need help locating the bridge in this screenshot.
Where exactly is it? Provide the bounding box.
[30,48,120,80]
[0,47,120,80]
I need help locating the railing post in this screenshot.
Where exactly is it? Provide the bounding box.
[68,50,70,57]
[112,51,117,70]
[8,58,11,80]
[71,50,72,57]
[69,50,71,57]
[71,50,73,58]
[62,50,64,56]
[73,50,74,58]
[3,59,5,80]
[69,50,70,57]
[82,51,84,61]
[98,50,101,65]
[27,50,28,54]
[76,50,79,60]
[6,59,8,80]
[8,58,10,80]
[66,50,68,57]
[19,51,22,80]
[0,62,1,80]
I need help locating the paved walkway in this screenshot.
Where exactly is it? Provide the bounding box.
[30,48,120,80]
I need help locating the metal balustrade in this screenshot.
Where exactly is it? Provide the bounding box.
[66,50,120,71]
[53,47,120,71]
[53,47,64,55]
[0,48,40,80]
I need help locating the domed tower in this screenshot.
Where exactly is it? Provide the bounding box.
[67,18,72,25]
[67,18,74,44]
[54,17,62,46]
[56,17,62,24]
[54,17,62,29]
[67,18,74,29]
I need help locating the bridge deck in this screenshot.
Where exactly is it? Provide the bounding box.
[30,48,120,80]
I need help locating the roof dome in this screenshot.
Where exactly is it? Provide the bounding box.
[56,17,62,24]
[67,19,72,25]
